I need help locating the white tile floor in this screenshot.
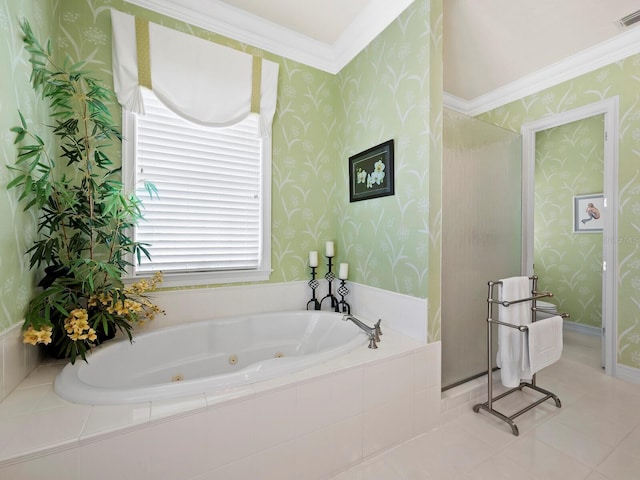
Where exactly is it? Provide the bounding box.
[329,331,640,480]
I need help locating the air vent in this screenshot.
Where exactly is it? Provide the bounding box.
[619,10,640,27]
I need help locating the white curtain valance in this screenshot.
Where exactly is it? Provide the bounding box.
[110,9,279,132]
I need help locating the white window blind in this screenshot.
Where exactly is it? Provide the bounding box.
[133,89,263,275]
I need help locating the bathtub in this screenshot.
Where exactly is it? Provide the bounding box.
[54,310,368,405]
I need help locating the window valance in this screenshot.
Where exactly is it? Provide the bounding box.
[110,9,279,132]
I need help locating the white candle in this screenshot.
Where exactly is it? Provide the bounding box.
[339,263,349,280]
[309,251,318,267]
[325,241,334,257]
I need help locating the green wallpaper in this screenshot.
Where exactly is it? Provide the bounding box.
[0,0,53,334]
[337,0,435,296]
[428,0,443,343]
[336,0,443,342]
[534,116,604,328]
[0,0,443,340]
[479,56,640,369]
[270,59,340,282]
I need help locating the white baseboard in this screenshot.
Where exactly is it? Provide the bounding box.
[563,320,601,337]
[615,363,640,385]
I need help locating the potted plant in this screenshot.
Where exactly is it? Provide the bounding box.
[9,20,163,363]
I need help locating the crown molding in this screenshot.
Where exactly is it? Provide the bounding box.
[333,0,415,72]
[444,26,640,117]
[124,0,414,74]
[124,0,336,71]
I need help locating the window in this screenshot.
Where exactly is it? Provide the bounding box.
[123,89,271,287]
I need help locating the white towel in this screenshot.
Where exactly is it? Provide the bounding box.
[496,276,531,388]
[522,315,563,377]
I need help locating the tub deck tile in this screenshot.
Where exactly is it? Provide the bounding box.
[0,402,92,462]
[150,393,207,421]
[81,403,151,439]
[0,328,430,473]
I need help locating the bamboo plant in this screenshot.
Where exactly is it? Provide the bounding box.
[9,20,162,363]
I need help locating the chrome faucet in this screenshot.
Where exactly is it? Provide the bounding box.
[342,315,382,349]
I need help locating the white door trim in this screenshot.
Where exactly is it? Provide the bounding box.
[521,97,619,377]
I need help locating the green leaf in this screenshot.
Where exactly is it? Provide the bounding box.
[6,175,26,190]
[101,317,109,336]
[144,181,159,199]
[19,110,27,129]
[12,20,161,363]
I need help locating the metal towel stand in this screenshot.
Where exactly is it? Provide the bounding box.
[472,275,569,436]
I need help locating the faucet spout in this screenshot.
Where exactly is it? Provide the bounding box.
[342,315,382,348]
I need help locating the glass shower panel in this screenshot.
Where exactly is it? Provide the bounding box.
[442,109,522,390]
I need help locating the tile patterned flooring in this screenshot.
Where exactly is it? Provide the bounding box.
[329,331,640,479]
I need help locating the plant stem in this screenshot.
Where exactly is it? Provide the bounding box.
[79,88,96,261]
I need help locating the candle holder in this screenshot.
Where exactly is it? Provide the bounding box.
[320,256,339,312]
[337,279,351,314]
[306,266,321,310]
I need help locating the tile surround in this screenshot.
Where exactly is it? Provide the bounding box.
[0,280,428,403]
[0,327,439,479]
[0,323,40,403]
[0,281,432,478]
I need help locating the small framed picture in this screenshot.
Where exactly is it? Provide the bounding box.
[573,193,604,233]
[348,139,394,202]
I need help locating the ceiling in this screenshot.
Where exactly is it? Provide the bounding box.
[220,0,372,44]
[444,0,640,102]
[132,0,640,112]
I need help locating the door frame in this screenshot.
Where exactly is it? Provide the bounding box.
[521,97,618,377]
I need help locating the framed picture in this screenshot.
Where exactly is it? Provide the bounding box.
[348,139,394,202]
[573,193,604,233]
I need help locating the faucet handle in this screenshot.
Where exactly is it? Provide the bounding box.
[374,319,382,341]
[367,333,378,349]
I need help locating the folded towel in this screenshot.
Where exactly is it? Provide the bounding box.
[496,276,531,388]
[522,315,563,377]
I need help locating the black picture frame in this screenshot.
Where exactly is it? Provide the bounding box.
[348,139,394,202]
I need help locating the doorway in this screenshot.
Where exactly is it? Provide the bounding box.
[534,115,604,362]
[521,97,619,376]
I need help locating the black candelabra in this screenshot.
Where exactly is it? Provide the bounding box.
[336,279,351,314]
[306,266,321,310]
[320,255,339,312]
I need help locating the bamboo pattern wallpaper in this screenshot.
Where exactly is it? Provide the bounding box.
[0,0,443,342]
[428,0,444,343]
[337,0,434,296]
[0,0,52,336]
[534,116,604,329]
[479,55,640,369]
[336,0,442,342]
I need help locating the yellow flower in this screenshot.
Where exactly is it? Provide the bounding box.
[99,292,113,305]
[23,327,40,345]
[75,317,89,327]
[23,326,53,345]
[109,300,129,316]
[37,326,53,345]
[87,329,97,342]
[124,299,143,312]
[64,308,98,343]
[151,271,163,288]
[125,271,163,295]
[89,292,113,307]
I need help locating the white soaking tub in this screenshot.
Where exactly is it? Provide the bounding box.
[54,310,368,405]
